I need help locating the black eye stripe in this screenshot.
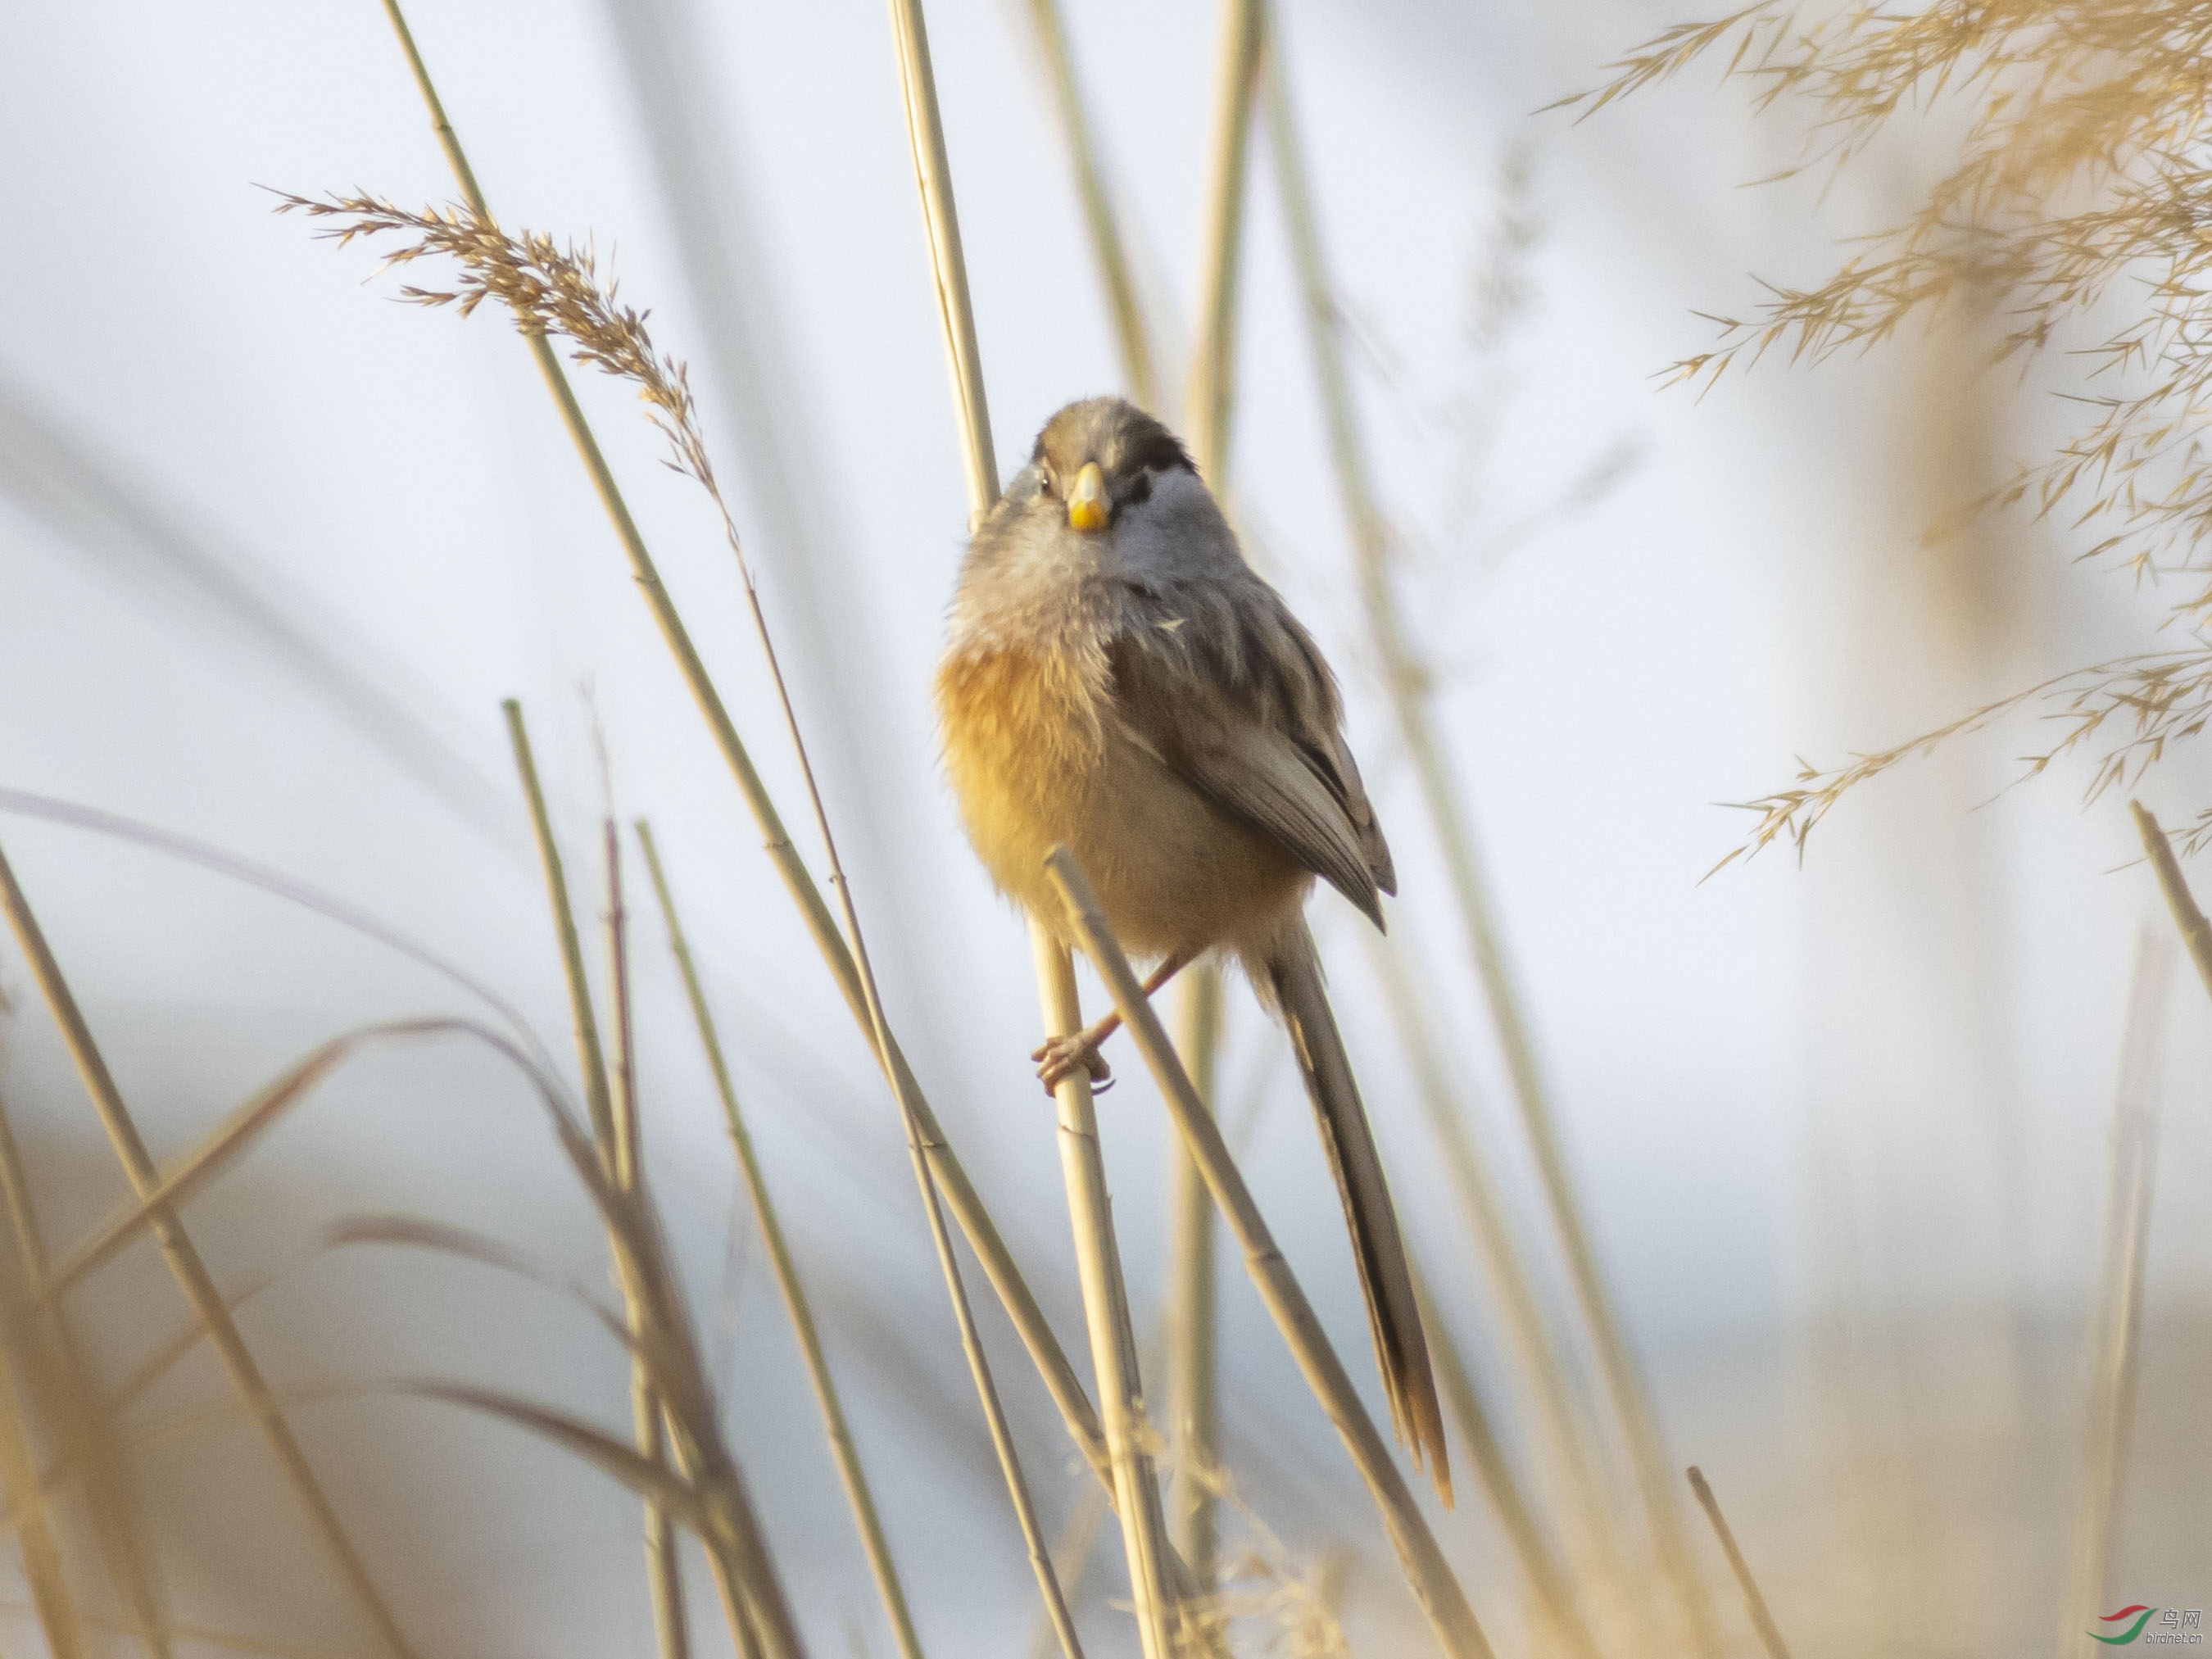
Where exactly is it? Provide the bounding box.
[1123,470,1154,505]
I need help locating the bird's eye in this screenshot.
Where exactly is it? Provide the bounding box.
[1125,469,1154,507]
[1036,468,1058,498]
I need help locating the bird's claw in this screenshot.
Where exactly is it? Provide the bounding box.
[1031,1035,1113,1095]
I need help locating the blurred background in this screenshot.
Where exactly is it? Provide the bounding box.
[0,1,2206,1655]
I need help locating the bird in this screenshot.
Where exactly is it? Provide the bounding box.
[933,394,1449,1499]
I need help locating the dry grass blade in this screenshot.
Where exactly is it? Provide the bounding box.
[0,831,422,1659]
[1045,846,1494,1659]
[2056,930,2169,1657]
[356,6,1116,1508]
[322,1215,635,1358]
[1267,39,1716,1657]
[398,1380,709,1528]
[1684,1468,1792,1659]
[0,786,542,1057]
[634,819,928,1659]
[50,1020,462,1298]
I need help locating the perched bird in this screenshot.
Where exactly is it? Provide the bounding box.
[934,395,1448,1497]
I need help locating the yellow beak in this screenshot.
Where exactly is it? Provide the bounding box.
[1067,462,1109,533]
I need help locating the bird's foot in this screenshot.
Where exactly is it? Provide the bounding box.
[1032,1034,1113,1095]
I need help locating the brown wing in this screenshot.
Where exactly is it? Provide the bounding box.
[1108,578,1394,927]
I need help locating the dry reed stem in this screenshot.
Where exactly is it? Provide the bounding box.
[1165,971,1221,1586]
[1016,0,1160,412]
[1364,930,1629,1629]
[0,1065,169,1659]
[504,703,796,1659]
[0,832,421,1659]
[1046,847,1493,1659]
[2133,802,2212,1004]
[1262,45,1717,1659]
[1185,0,1262,484]
[366,0,1115,1508]
[1410,1262,1601,1659]
[886,0,995,519]
[603,817,692,1659]
[882,1,1190,1647]
[1684,1469,1791,1659]
[635,819,929,1659]
[1036,936,1180,1659]
[0,1224,87,1659]
[505,704,619,1167]
[1163,0,1265,1582]
[2056,926,2169,1655]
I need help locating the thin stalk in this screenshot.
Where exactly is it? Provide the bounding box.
[635,820,928,1659]
[1412,1264,1601,1659]
[1047,847,1493,1659]
[1684,1470,1791,1659]
[1185,0,1263,482]
[503,704,800,1659]
[1365,929,1628,1607]
[604,820,691,1659]
[885,0,995,520]
[2133,802,2212,1002]
[0,1218,87,1659]
[2056,928,2169,1657]
[1014,0,1160,411]
[1163,0,1264,1582]
[1036,935,1181,1659]
[881,3,1181,1650]
[0,833,421,1659]
[0,1072,169,1659]
[375,0,1116,1503]
[1264,48,1717,1658]
[503,705,618,1170]
[1165,972,1221,1587]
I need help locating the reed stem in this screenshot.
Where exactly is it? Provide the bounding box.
[635,820,929,1659]
[2056,927,2169,1657]
[1364,929,1628,1612]
[1263,45,1716,1657]
[1411,1262,1601,1659]
[1048,847,1493,1659]
[375,0,1117,1512]
[1164,972,1221,1587]
[882,2,1191,1648]
[1685,1469,1791,1659]
[1037,936,1181,1658]
[0,1068,168,1659]
[1016,0,1159,412]
[603,818,692,1659]
[0,832,420,1659]
[504,701,796,1659]
[1161,2,1265,1581]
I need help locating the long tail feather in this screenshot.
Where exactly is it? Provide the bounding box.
[1269,924,1452,1506]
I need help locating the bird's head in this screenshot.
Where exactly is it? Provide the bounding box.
[1024,397,1196,537]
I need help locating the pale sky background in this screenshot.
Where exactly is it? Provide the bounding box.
[0,2,2207,1654]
